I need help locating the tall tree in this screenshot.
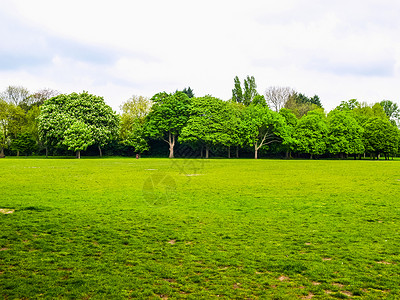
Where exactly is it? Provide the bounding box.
[232,76,243,104]
[146,91,192,158]
[38,92,120,158]
[243,76,258,106]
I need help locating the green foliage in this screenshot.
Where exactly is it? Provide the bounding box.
[119,95,151,153]
[243,75,258,106]
[63,121,94,155]
[232,76,259,106]
[182,87,195,98]
[11,132,37,155]
[327,109,364,157]
[363,117,399,157]
[241,104,290,158]
[146,91,192,157]
[380,100,400,126]
[38,92,120,157]
[294,109,328,158]
[336,99,360,111]
[232,76,243,104]
[285,92,320,118]
[180,96,239,152]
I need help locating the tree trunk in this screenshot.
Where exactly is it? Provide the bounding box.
[285,150,289,159]
[236,146,239,158]
[200,145,203,158]
[205,145,209,159]
[254,144,258,159]
[17,150,20,157]
[168,131,175,158]
[45,147,48,158]
[0,147,5,158]
[228,146,231,158]
[310,154,313,159]
[98,145,103,157]
[76,150,81,159]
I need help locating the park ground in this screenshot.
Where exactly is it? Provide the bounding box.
[1,158,399,299]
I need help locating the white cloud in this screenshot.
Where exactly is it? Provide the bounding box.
[1,0,400,112]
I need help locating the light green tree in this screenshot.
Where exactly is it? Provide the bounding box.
[39,92,119,158]
[63,121,94,159]
[120,95,151,154]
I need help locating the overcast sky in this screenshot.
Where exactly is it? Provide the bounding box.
[1,0,400,112]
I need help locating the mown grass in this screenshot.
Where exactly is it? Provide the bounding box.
[1,158,399,299]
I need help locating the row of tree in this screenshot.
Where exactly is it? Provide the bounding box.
[1,79,399,159]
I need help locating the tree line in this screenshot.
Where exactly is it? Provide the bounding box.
[0,78,399,159]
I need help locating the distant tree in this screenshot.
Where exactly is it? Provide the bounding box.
[39,92,120,158]
[1,85,30,106]
[243,76,258,106]
[241,104,291,159]
[182,87,195,98]
[279,108,298,158]
[232,76,243,104]
[265,86,294,112]
[363,117,399,159]
[284,96,315,118]
[146,91,192,158]
[0,99,11,157]
[0,99,26,157]
[28,88,59,108]
[327,109,364,159]
[252,94,267,106]
[119,95,151,154]
[11,132,37,156]
[336,99,360,111]
[294,109,328,159]
[180,95,238,158]
[379,100,399,125]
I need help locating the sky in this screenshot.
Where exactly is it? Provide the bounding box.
[1,0,400,112]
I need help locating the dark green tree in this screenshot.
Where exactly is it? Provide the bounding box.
[232,76,243,104]
[146,91,192,158]
[182,87,195,98]
[294,109,328,159]
[327,109,364,159]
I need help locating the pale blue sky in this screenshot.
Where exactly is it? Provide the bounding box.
[1,0,400,111]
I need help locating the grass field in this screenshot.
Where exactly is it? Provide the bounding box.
[1,158,400,299]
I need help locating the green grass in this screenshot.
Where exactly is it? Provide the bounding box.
[1,158,399,299]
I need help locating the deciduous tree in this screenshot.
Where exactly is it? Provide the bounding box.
[241,104,290,159]
[39,92,119,158]
[294,109,328,159]
[146,91,192,158]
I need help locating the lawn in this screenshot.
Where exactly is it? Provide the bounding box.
[1,158,399,299]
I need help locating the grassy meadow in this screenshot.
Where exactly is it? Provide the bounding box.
[1,157,400,299]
